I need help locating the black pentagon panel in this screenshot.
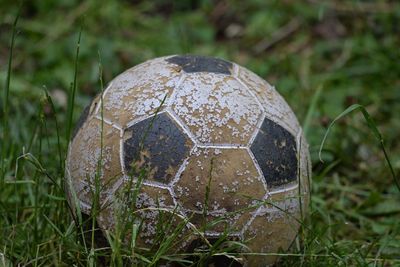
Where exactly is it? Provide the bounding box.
[124,112,193,184]
[250,118,298,188]
[166,55,232,75]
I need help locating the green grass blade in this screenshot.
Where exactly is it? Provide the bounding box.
[43,89,63,170]
[319,104,400,192]
[65,28,82,143]
[1,7,20,185]
[43,214,64,237]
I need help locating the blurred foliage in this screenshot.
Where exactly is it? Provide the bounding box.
[1,0,400,265]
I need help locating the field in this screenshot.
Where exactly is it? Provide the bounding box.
[1,0,399,266]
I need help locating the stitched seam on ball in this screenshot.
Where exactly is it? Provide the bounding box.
[232,74,264,115]
[268,183,299,196]
[234,70,297,137]
[94,81,114,115]
[165,108,199,146]
[125,110,168,129]
[246,147,268,193]
[168,145,196,187]
[239,188,274,237]
[166,73,186,107]
[94,115,123,131]
[196,144,246,149]
[247,112,266,147]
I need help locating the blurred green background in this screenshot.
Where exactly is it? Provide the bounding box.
[1,0,400,265]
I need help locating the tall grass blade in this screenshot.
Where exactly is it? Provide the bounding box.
[1,7,20,184]
[43,89,63,170]
[318,104,400,192]
[65,28,82,143]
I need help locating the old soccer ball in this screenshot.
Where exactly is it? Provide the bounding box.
[66,55,311,266]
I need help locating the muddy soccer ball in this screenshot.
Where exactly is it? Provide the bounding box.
[66,55,311,266]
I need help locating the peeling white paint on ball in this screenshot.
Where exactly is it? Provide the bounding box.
[235,65,300,136]
[171,73,263,145]
[100,57,181,127]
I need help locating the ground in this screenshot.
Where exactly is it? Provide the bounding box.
[0,0,399,266]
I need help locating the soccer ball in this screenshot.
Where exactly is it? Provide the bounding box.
[66,55,311,266]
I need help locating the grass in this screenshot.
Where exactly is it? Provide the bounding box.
[1,0,400,266]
